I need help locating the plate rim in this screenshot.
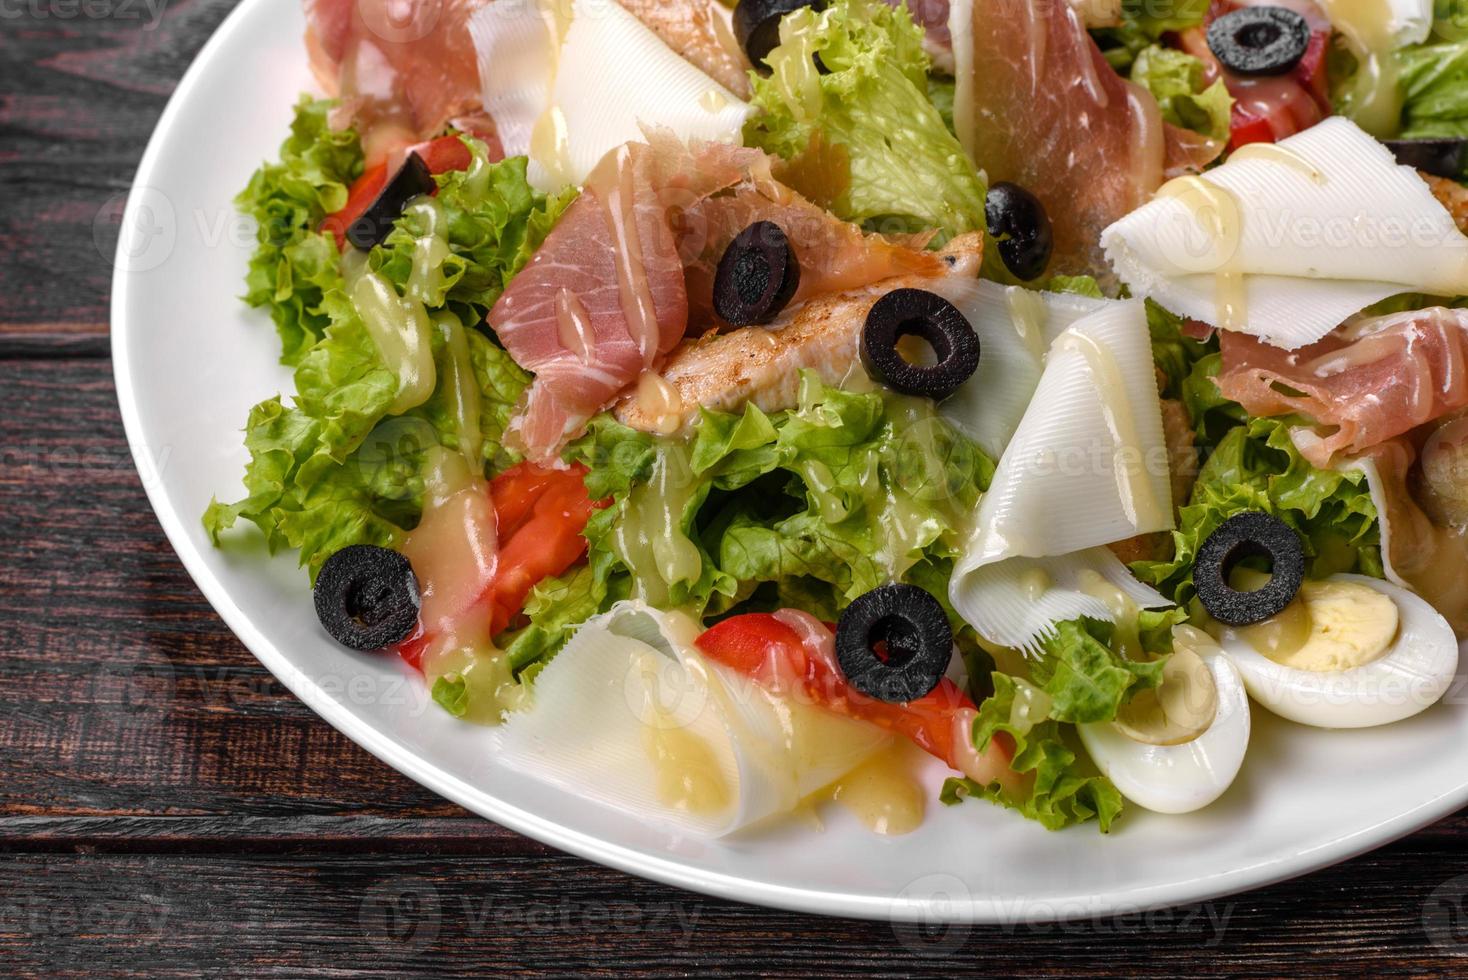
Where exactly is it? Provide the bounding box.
[109,0,1468,924]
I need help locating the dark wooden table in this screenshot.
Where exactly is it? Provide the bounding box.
[3,1,1468,975]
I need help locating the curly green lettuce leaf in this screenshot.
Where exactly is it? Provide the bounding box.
[1129,45,1233,143]
[547,373,994,638]
[1030,618,1170,725]
[1398,36,1468,154]
[208,116,562,578]
[1133,416,1382,605]
[1146,299,1215,400]
[743,0,986,239]
[237,97,363,365]
[940,674,1125,832]
[1093,0,1210,73]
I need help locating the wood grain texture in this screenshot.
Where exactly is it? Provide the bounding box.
[3,1,1468,975]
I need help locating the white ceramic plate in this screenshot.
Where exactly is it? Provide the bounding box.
[112,0,1468,923]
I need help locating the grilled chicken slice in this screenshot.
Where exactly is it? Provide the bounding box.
[614,233,983,433]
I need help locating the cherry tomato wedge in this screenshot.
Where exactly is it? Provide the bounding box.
[321,134,475,251]
[396,462,608,671]
[695,613,1016,786]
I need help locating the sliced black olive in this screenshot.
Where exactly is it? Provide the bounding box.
[860,288,980,400]
[345,151,435,251]
[1206,6,1310,77]
[713,220,801,326]
[1383,137,1468,179]
[733,0,824,73]
[985,182,1053,282]
[313,545,421,651]
[1194,512,1306,627]
[835,584,952,704]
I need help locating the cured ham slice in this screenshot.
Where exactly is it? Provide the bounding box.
[614,234,982,433]
[491,142,693,460]
[492,137,949,458]
[1177,0,1331,150]
[1216,308,1468,468]
[304,0,488,164]
[948,0,1217,283]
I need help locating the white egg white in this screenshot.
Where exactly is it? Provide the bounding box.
[1078,637,1251,815]
[1217,574,1460,729]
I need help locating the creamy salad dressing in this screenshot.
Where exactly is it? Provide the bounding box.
[612,446,704,607]
[1052,330,1166,529]
[1155,175,1246,331]
[586,144,664,367]
[1318,0,1403,137]
[553,287,596,366]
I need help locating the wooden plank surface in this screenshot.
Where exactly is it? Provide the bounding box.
[4,1,1468,975]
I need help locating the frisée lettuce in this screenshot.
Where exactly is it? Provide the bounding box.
[743,0,987,240]
[205,101,569,578]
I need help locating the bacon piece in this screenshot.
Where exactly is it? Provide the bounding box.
[1216,309,1468,467]
[952,0,1219,282]
[1178,0,1331,151]
[491,137,945,459]
[304,0,488,164]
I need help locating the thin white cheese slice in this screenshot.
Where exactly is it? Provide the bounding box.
[494,602,890,837]
[469,0,751,191]
[948,300,1173,652]
[930,278,1112,460]
[1101,118,1468,350]
[1318,0,1433,48]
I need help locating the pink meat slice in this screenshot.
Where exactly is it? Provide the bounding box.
[1216,308,1468,467]
[954,0,1218,281]
[490,142,699,461]
[304,0,488,164]
[492,136,956,459]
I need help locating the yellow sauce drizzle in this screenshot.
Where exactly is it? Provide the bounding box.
[1317,0,1403,138]
[347,258,437,415]
[643,716,732,817]
[554,286,595,366]
[824,743,925,836]
[1005,285,1048,360]
[585,145,662,367]
[634,372,686,435]
[1229,142,1328,185]
[1156,175,1245,331]
[1051,331,1166,531]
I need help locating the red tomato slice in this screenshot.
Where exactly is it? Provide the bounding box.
[397,462,609,670]
[695,613,1015,783]
[321,134,474,251]
[1178,1,1332,151]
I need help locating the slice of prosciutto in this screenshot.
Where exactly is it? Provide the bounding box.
[1177,0,1331,150]
[490,136,948,460]
[948,0,1220,283]
[304,0,489,164]
[1216,308,1468,468]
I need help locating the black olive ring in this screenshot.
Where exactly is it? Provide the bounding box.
[1205,6,1311,78]
[346,151,436,251]
[1193,512,1306,627]
[713,220,802,326]
[835,584,952,704]
[860,288,981,401]
[313,544,422,651]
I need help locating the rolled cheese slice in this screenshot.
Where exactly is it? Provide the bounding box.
[469,0,751,191]
[1101,118,1468,350]
[949,300,1173,652]
[494,602,891,837]
[931,278,1113,460]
